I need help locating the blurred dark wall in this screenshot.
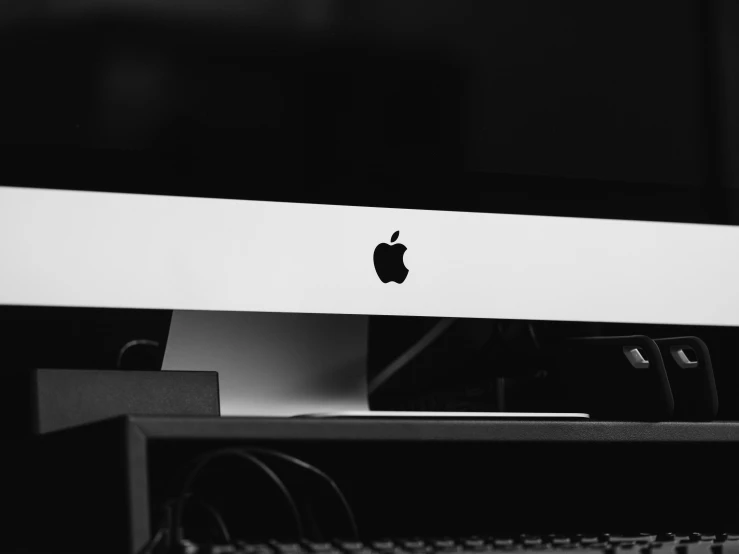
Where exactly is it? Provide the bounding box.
[343,0,706,186]
[0,0,724,192]
[718,0,739,193]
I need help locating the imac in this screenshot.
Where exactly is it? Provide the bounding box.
[0,0,738,418]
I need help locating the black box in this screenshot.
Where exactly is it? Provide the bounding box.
[31,369,219,433]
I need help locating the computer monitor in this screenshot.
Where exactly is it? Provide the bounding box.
[0,0,738,415]
[1,183,738,323]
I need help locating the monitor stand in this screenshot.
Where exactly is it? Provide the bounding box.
[162,310,370,416]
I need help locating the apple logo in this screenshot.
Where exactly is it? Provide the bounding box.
[373,231,409,284]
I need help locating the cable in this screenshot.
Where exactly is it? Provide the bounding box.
[173,449,304,543]
[116,338,160,369]
[249,449,358,539]
[246,448,360,539]
[195,498,231,544]
[137,527,165,554]
[528,322,541,350]
[174,449,303,542]
[174,493,231,544]
[368,317,457,394]
[139,496,180,554]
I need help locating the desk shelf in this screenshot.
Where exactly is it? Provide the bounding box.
[130,415,739,443]
[27,416,739,554]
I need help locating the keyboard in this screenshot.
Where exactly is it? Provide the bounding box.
[177,534,739,554]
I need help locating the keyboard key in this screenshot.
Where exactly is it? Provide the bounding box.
[464,539,487,548]
[371,542,395,551]
[690,541,711,551]
[651,545,674,554]
[337,543,365,552]
[272,543,303,553]
[239,544,275,554]
[305,544,334,553]
[721,542,739,554]
[402,541,425,550]
[611,535,653,544]
[521,535,544,546]
[433,539,457,549]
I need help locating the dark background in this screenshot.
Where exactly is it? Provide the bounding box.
[0,0,736,221]
[1,0,739,416]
